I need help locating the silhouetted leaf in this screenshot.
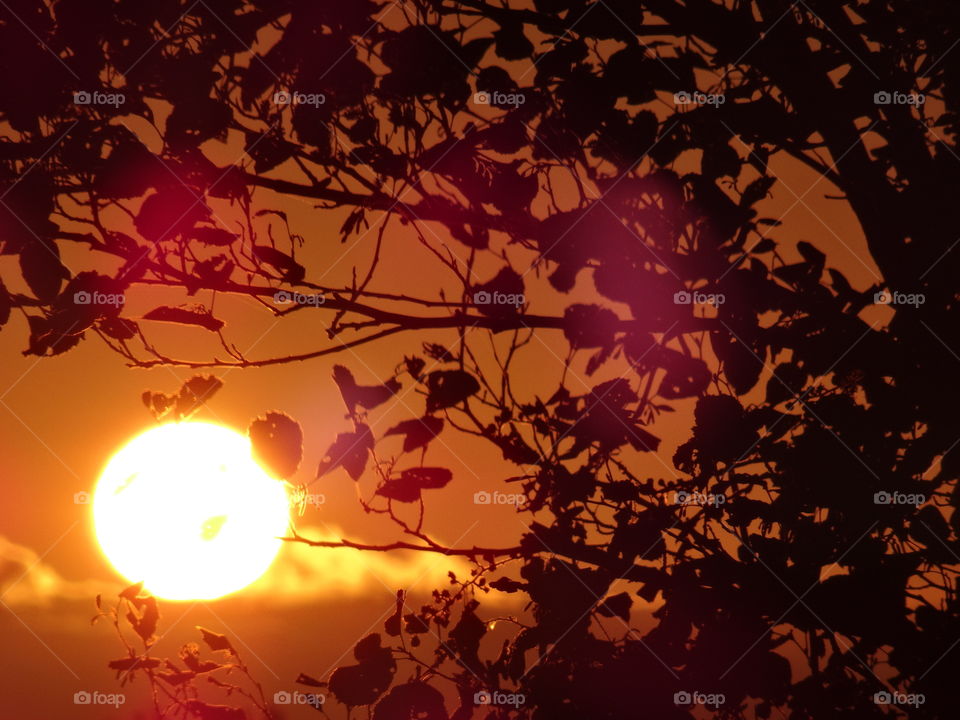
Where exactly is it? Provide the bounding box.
[20,241,68,301]
[402,466,452,488]
[658,355,711,399]
[373,682,448,720]
[167,97,232,149]
[142,305,224,332]
[119,582,144,601]
[329,634,396,707]
[689,395,758,466]
[448,604,486,673]
[494,22,533,61]
[142,391,176,420]
[249,411,303,479]
[766,362,807,406]
[740,176,776,208]
[317,424,374,480]
[425,370,480,412]
[252,244,305,283]
[701,143,741,180]
[378,467,452,503]
[193,227,238,246]
[98,316,138,341]
[404,356,426,378]
[333,365,401,415]
[384,590,405,637]
[377,478,422,503]
[472,266,525,318]
[796,240,826,271]
[490,576,527,593]
[22,314,82,356]
[135,188,210,241]
[597,592,632,622]
[197,627,233,654]
[423,343,455,362]
[564,378,659,456]
[176,375,223,419]
[95,135,157,199]
[127,595,159,646]
[180,643,222,674]
[563,303,619,349]
[296,672,326,688]
[384,416,444,453]
[717,334,764,395]
[0,281,10,328]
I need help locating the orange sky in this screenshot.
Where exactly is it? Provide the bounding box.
[0,140,883,716]
[0,3,896,712]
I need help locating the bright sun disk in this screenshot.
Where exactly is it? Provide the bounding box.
[93,422,291,601]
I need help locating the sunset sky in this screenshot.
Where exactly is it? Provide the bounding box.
[2,1,932,718]
[0,141,880,717]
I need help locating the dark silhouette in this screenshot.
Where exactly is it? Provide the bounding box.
[4,0,960,717]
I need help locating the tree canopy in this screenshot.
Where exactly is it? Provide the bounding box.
[4,0,960,718]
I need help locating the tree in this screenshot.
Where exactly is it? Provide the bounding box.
[5,0,960,717]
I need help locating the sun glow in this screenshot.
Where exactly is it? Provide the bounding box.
[93,422,291,601]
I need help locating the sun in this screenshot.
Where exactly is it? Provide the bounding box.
[93,422,291,601]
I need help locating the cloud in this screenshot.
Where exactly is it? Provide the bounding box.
[245,525,478,604]
[0,535,120,607]
[0,528,511,608]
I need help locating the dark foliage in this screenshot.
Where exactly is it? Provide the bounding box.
[5,0,960,718]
